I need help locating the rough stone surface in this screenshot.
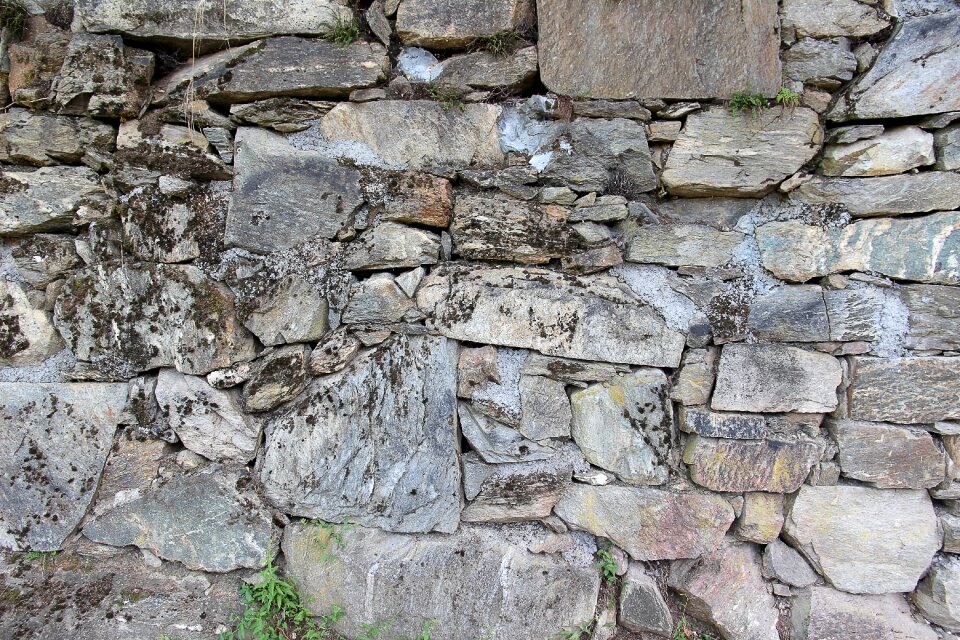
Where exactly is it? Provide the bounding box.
[662,108,822,197]
[683,435,824,493]
[849,357,960,424]
[820,126,935,177]
[671,349,717,406]
[11,233,81,287]
[242,344,311,412]
[342,274,415,325]
[781,0,891,38]
[229,98,336,132]
[460,402,554,464]
[793,586,937,640]
[936,123,960,170]
[793,172,960,216]
[242,275,329,346]
[783,485,940,594]
[0,109,115,166]
[625,224,744,268]
[0,281,63,366]
[435,46,539,91]
[553,485,734,561]
[396,0,533,49]
[830,420,945,489]
[763,539,818,588]
[619,565,672,636]
[914,556,960,631]
[518,374,572,441]
[538,0,781,99]
[736,492,784,544]
[0,166,110,236]
[343,222,441,271]
[783,38,857,88]
[902,284,960,351]
[366,171,453,228]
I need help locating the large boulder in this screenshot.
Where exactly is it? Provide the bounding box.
[0,166,110,236]
[793,586,937,640]
[848,357,960,423]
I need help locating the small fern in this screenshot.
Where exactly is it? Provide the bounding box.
[775,86,801,110]
[728,89,767,118]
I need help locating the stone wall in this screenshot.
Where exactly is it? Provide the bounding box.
[1,0,959,638]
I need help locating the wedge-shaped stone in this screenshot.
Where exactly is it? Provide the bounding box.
[242,344,311,413]
[821,126,935,177]
[283,522,600,640]
[830,12,960,120]
[0,281,63,367]
[417,265,686,367]
[227,127,362,253]
[902,284,960,351]
[683,435,824,493]
[570,369,672,485]
[781,0,891,38]
[83,470,273,572]
[829,420,945,489]
[243,275,329,346]
[321,101,504,169]
[668,540,779,640]
[0,383,130,551]
[460,402,553,464]
[914,556,960,632]
[625,224,744,268]
[0,166,110,235]
[783,485,940,594]
[0,109,115,166]
[737,493,785,544]
[662,107,821,197]
[793,586,937,640]
[553,485,734,561]
[783,38,857,88]
[342,222,441,271]
[54,263,256,376]
[10,234,81,288]
[619,565,672,636]
[712,344,842,413]
[756,213,960,284]
[538,0,780,99]
[396,0,533,49]
[155,369,259,462]
[793,173,960,216]
[74,0,353,49]
[259,335,461,533]
[849,357,960,423]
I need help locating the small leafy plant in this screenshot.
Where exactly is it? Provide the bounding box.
[22,550,58,568]
[552,620,595,640]
[322,16,360,47]
[595,542,618,586]
[728,88,767,118]
[426,84,465,112]
[775,86,801,110]
[307,518,354,563]
[356,620,391,640]
[0,0,28,41]
[673,605,716,640]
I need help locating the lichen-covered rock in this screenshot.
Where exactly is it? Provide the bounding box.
[364,171,453,228]
[460,402,554,464]
[913,556,960,631]
[793,172,960,216]
[820,126,935,177]
[570,369,672,485]
[310,327,362,375]
[259,334,461,533]
[82,470,273,572]
[242,344,311,412]
[553,485,734,560]
[342,274,415,324]
[0,382,130,551]
[0,281,63,367]
[783,485,940,594]
[282,522,600,640]
[902,284,960,351]
[518,374,572,441]
[10,234,81,287]
[793,586,937,640]
[781,0,891,38]
[683,435,824,493]
[848,357,960,423]
[0,166,110,235]
[736,492,784,544]
[396,0,533,49]
[0,109,115,166]
[538,0,780,99]
[242,275,329,346]
[681,408,821,440]
[661,108,822,197]
[829,420,945,489]
[783,38,857,88]
[619,565,672,636]
[417,265,686,367]
[342,222,441,270]
[229,97,336,132]
[625,224,744,268]
[54,263,256,377]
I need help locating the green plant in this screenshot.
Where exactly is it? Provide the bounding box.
[399,619,437,640]
[595,542,618,586]
[551,620,594,640]
[775,86,801,110]
[672,607,715,640]
[356,620,391,640]
[219,556,344,640]
[426,84,465,112]
[0,0,28,41]
[471,30,524,56]
[307,519,353,562]
[321,16,360,47]
[22,550,57,567]
[728,88,767,118]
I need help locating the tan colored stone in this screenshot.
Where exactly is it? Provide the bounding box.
[396,0,533,49]
[736,493,784,544]
[849,357,960,424]
[683,435,824,493]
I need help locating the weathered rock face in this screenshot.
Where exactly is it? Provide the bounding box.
[396,0,534,49]
[0,166,110,236]
[792,172,960,216]
[0,109,115,166]
[259,335,462,533]
[625,224,744,268]
[365,171,453,228]
[736,492,785,544]
[0,383,130,551]
[242,344,311,412]
[763,538,818,588]
[662,108,822,197]
[820,126,935,176]
[342,222,441,270]
[781,0,891,38]
[434,46,539,91]
[793,586,938,640]
[913,556,960,632]
[553,485,734,561]
[417,266,686,367]
[0,281,63,367]
[11,233,81,287]
[829,420,945,489]
[902,284,960,351]
[242,275,329,346]
[83,470,274,572]
[459,402,554,464]
[283,522,600,640]
[783,38,857,88]
[746,286,884,343]
[783,485,940,594]
[342,274,415,324]
[683,435,824,493]
[538,0,781,99]
[937,122,960,170]
[848,357,960,423]
[619,565,673,636]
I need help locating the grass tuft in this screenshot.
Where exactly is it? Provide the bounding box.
[0,0,28,41]
[321,16,360,48]
[426,84,465,112]
[728,88,767,118]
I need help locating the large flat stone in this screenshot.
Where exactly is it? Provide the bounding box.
[538,0,780,99]
[746,286,884,343]
[553,485,734,561]
[625,224,744,268]
[902,284,960,351]
[662,107,822,197]
[226,127,362,253]
[756,212,960,284]
[683,435,824,493]
[792,173,960,216]
[793,586,937,640]
[0,383,130,551]
[0,109,115,167]
[712,344,842,413]
[783,485,940,594]
[830,12,960,120]
[341,222,441,271]
[0,166,110,236]
[829,420,945,489]
[416,265,686,367]
[396,0,534,49]
[680,407,822,441]
[781,0,891,38]
[0,281,63,367]
[820,126,935,177]
[849,357,960,423]
[283,522,600,640]
[259,334,462,533]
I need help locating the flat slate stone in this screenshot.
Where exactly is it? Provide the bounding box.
[625,224,744,268]
[538,0,781,99]
[756,212,960,284]
[259,334,462,533]
[416,265,686,367]
[0,109,115,166]
[0,166,110,236]
[83,470,273,572]
[683,435,824,493]
[226,127,362,253]
[783,38,857,88]
[342,222,441,271]
[820,126,935,177]
[396,0,534,49]
[793,586,937,640]
[783,485,940,594]
[781,0,891,38]
[849,357,960,423]
[282,522,600,640]
[914,557,960,632]
[0,383,129,551]
[553,484,734,561]
[829,420,944,489]
[662,107,822,197]
[792,172,960,216]
[435,46,539,91]
[902,284,960,351]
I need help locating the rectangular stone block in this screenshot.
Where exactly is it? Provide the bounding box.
[849,357,960,424]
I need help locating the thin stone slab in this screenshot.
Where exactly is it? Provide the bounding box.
[792,173,960,216]
[683,435,824,493]
[396,0,534,49]
[820,126,935,177]
[849,357,960,423]
[0,109,115,166]
[781,0,891,38]
[625,224,744,268]
[830,419,945,489]
[0,382,129,551]
[258,335,462,533]
[0,166,110,235]
[342,222,441,271]
[538,0,781,99]
[902,284,960,351]
[793,586,937,640]
[416,265,686,367]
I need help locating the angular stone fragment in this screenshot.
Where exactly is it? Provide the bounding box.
[521,353,629,385]
[783,485,940,594]
[435,46,538,91]
[763,538,818,588]
[538,0,780,99]
[259,335,461,533]
[0,166,110,235]
[829,420,945,489]
[458,346,523,424]
[936,123,960,171]
[83,470,272,572]
[824,288,886,341]
[417,265,686,367]
[943,512,960,554]
[793,172,960,216]
[683,435,824,493]
[619,565,672,636]
[0,281,63,367]
[572,100,651,121]
[820,126,935,177]
[902,285,960,351]
[712,344,842,413]
[781,0,891,38]
[310,327,361,376]
[518,375,571,441]
[668,539,779,640]
[54,264,256,376]
[342,274,414,324]
[783,38,857,88]
[0,109,115,166]
[826,124,885,145]
[342,222,441,271]
[460,403,553,464]
[553,485,734,561]
[229,97,336,132]
[794,586,937,640]
[396,0,533,49]
[747,285,829,342]
[283,522,600,640]
[913,556,960,631]
[570,370,672,485]
[849,357,960,423]
[155,369,259,462]
[736,493,784,544]
[0,382,130,551]
[227,127,362,253]
[321,101,504,169]
[366,171,453,227]
[625,224,743,268]
[830,12,960,120]
[671,349,717,406]
[662,108,822,197]
[7,26,72,111]
[242,344,311,413]
[11,234,81,288]
[756,212,960,284]
[243,275,329,346]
